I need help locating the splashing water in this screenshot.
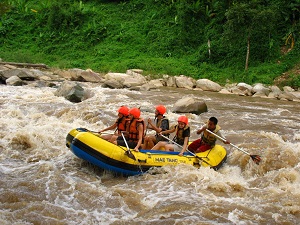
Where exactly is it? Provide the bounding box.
[1,84,299,224]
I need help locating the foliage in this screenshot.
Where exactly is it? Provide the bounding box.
[0,0,300,88]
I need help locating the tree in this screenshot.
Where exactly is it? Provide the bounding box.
[223,2,277,69]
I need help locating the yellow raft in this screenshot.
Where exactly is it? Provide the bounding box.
[66,128,227,176]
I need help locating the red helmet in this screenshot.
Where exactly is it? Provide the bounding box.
[129,108,141,119]
[178,115,188,125]
[118,106,129,116]
[155,105,166,115]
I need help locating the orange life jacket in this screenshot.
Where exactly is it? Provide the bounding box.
[116,116,128,135]
[128,118,145,142]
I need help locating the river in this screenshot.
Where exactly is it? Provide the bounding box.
[1,83,299,225]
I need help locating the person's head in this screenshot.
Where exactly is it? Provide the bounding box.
[208,117,218,130]
[129,108,141,119]
[155,105,166,116]
[118,106,129,117]
[177,115,188,128]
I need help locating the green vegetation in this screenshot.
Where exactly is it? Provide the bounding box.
[1,0,300,88]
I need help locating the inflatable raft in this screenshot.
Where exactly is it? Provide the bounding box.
[66,128,227,176]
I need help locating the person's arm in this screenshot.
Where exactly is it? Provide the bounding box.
[196,124,207,134]
[178,136,189,156]
[134,123,144,151]
[161,127,175,135]
[216,130,230,144]
[99,122,117,133]
[147,118,161,133]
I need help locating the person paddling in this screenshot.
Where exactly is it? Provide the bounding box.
[143,105,170,149]
[188,117,230,153]
[98,106,129,143]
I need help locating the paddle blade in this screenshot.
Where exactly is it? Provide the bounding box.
[251,155,261,165]
[125,150,136,160]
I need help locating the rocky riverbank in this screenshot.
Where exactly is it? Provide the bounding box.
[1,62,300,103]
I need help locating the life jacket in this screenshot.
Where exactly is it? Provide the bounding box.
[128,118,145,142]
[173,125,189,146]
[201,124,221,146]
[116,116,128,135]
[155,116,169,136]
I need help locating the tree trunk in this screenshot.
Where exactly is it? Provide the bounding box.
[245,36,250,71]
[207,39,211,59]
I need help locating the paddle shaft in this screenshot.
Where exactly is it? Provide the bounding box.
[205,129,251,156]
[121,132,130,150]
[160,134,212,166]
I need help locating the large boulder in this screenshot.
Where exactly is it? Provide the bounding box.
[252,83,270,97]
[196,79,222,92]
[0,68,35,81]
[105,71,147,88]
[268,85,282,99]
[65,68,103,83]
[236,82,253,95]
[174,75,195,89]
[54,81,86,103]
[172,96,207,115]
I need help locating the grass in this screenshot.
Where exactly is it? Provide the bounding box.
[0,0,299,88]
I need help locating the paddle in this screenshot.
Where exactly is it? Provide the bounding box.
[121,132,136,160]
[77,128,114,135]
[160,134,212,167]
[205,129,261,165]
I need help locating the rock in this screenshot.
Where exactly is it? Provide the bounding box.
[252,83,270,96]
[105,72,147,87]
[54,81,85,103]
[289,91,300,100]
[196,79,222,92]
[174,75,195,89]
[237,82,253,91]
[228,86,247,96]
[165,76,177,87]
[278,92,294,101]
[219,88,232,94]
[6,75,24,86]
[1,68,35,81]
[103,79,124,89]
[173,96,207,115]
[140,79,164,91]
[283,86,295,92]
[268,85,282,98]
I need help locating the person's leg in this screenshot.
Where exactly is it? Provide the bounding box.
[109,134,118,143]
[100,134,113,141]
[143,135,153,149]
[151,141,167,150]
[164,144,175,151]
[145,135,156,149]
[196,144,211,152]
[188,139,201,152]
